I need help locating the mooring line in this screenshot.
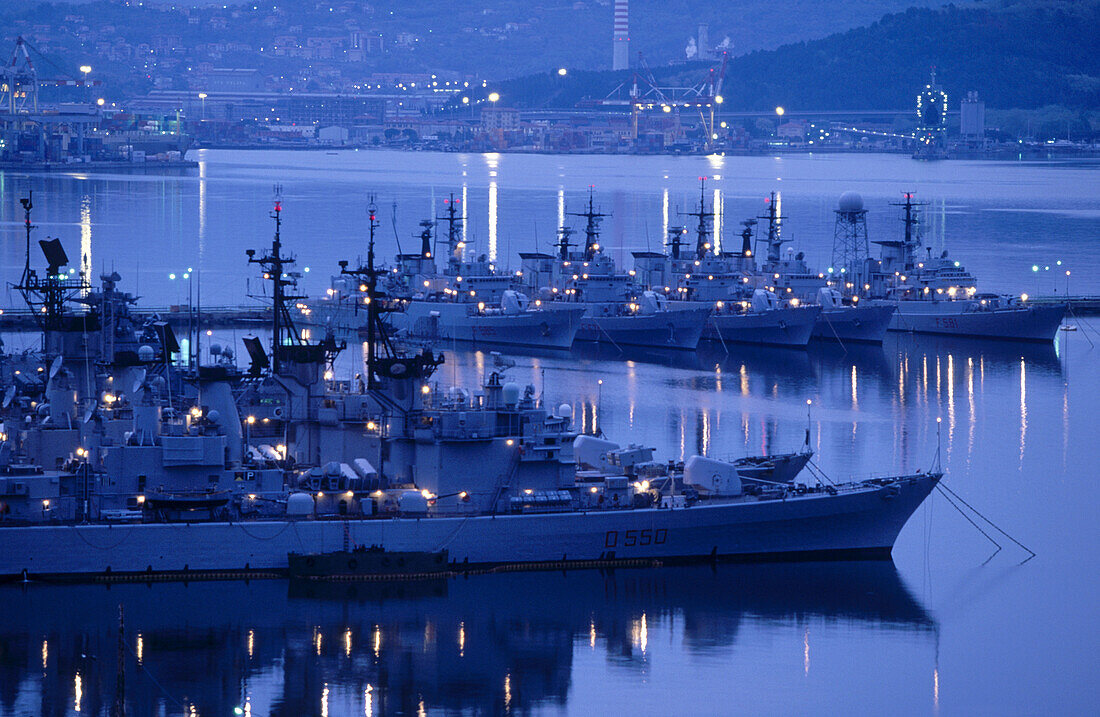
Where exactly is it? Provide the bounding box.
[939,481,1036,560]
[935,484,1002,561]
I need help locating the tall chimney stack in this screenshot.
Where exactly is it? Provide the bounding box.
[613,0,629,70]
[697,23,710,61]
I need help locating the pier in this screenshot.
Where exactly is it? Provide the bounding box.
[0,304,270,331]
[1029,295,1100,315]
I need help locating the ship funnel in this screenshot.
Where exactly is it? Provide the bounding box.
[200,377,243,464]
[46,370,77,428]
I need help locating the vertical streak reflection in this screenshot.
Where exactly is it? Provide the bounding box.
[1019,358,1027,463]
[558,188,565,233]
[79,196,91,295]
[947,354,955,451]
[713,188,722,253]
[461,183,468,247]
[198,159,207,257]
[661,188,669,240]
[488,181,498,262]
[485,154,499,261]
[803,628,810,676]
[967,357,975,465]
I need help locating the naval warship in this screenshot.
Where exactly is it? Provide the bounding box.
[311,194,582,350]
[518,191,710,350]
[749,192,896,344]
[860,193,1065,341]
[631,181,822,347]
[0,194,939,580]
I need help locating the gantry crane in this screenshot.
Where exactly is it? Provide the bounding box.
[590,52,728,150]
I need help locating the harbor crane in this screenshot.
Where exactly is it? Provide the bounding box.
[2,36,102,114]
[591,52,728,150]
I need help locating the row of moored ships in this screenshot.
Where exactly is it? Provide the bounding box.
[0,182,1059,580]
[312,183,1064,352]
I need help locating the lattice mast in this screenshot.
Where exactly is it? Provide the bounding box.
[830,195,870,295]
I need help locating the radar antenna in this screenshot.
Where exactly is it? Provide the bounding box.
[566,187,609,261]
[340,195,442,390]
[680,177,715,260]
[245,186,342,374]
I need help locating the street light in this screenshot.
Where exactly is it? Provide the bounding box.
[714,95,723,104]
[198,92,208,120]
[487,92,500,103]
[557,68,567,76]
[79,66,92,104]
[775,106,785,117]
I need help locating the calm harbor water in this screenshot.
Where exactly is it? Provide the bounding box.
[0,152,1097,715]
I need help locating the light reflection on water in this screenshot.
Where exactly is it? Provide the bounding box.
[0,152,1095,714]
[2,563,936,716]
[2,150,1098,307]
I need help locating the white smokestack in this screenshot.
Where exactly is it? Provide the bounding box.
[613,0,629,70]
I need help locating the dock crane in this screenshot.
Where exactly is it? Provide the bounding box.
[592,52,729,150]
[2,36,102,114]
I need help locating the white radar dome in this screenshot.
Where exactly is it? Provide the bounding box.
[838,191,864,213]
[286,492,315,516]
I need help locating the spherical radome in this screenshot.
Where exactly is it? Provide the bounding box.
[838,191,864,213]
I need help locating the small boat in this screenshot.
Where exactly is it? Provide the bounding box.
[288,545,450,579]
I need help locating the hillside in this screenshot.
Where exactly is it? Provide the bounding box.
[487,1,1100,112]
[1,0,943,85]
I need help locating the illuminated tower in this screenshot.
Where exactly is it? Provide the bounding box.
[612,0,629,70]
[915,68,948,153]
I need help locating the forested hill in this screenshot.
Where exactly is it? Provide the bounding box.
[490,1,1100,111]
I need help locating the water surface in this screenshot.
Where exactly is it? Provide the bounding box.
[0,152,1096,715]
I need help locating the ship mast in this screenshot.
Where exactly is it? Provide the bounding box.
[556,226,576,261]
[681,177,714,260]
[20,193,32,286]
[757,192,789,264]
[666,226,687,260]
[567,187,609,261]
[339,195,425,391]
[12,193,89,344]
[890,192,927,270]
[436,193,464,268]
[245,187,307,374]
[417,219,434,260]
[739,219,756,258]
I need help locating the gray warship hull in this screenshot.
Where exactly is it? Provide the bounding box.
[574,307,709,350]
[811,305,896,344]
[880,301,1065,342]
[703,305,822,347]
[354,301,585,349]
[0,474,937,579]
